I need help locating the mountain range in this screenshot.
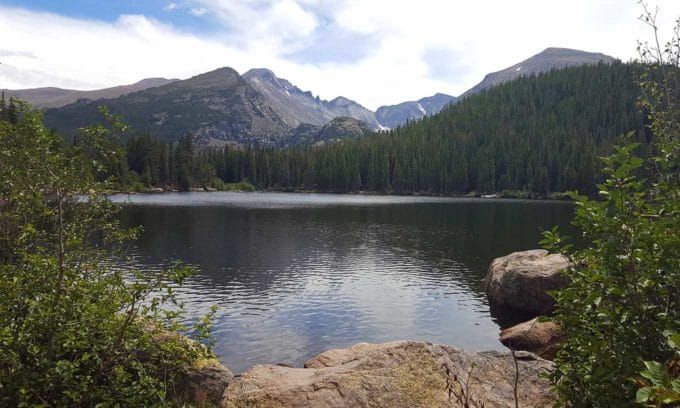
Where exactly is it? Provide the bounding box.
[2,47,617,146]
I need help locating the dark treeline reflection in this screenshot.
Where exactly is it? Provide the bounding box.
[117,193,575,372]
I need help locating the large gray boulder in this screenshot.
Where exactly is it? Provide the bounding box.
[485,249,570,314]
[500,318,565,360]
[222,341,554,408]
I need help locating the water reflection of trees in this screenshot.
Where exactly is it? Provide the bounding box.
[120,200,574,297]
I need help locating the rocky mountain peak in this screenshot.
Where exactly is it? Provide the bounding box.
[328,96,353,108]
[538,47,607,57]
[243,68,277,79]
[461,47,617,97]
[242,70,380,129]
[191,67,240,82]
[243,68,300,95]
[169,67,245,92]
[374,93,456,129]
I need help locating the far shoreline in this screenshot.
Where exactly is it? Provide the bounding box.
[109,187,574,202]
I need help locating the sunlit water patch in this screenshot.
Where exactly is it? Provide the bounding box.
[111,192,574,373]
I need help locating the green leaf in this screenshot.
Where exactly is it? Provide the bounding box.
[668,334,680,350]
[636,386,652,403]
[641,361,671,387]
[671,378,680,394]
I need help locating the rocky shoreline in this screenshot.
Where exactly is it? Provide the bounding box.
[177,248,570,407]
[114,187,572,201]
[183,341,553,408]
[226,341,553,408]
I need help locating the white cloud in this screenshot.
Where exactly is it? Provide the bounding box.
[1,1,679,110]
[191,0,319,53]
[190,7,207,16]
[165,2,208,17]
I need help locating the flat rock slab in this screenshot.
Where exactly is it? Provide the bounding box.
[222,341,554,408]
[485,249,570,315]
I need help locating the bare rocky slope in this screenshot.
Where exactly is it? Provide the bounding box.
[312,116,373,145]
[43,68,292,146]
[461,47,616,97]
[284,116,373,146]
[244,68,380,129]
[2,78,177,108]
[375,93,456,129]
[42,68,378,146]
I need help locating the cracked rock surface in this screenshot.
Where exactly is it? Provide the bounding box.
[222,341,554,408]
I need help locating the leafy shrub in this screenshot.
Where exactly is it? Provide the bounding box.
[205,177,227,191]
[544,8,680,406]
[224,180,257,192]
[0,105,214,406]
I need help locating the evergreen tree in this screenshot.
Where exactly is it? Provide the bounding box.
[175,134,194,191]
[0,91,6,122]
[7,98,18,124]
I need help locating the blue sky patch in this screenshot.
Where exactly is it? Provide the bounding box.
[0,0,220,34]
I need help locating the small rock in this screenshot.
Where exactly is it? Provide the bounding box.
[500,318,565,360]
[485,249,570,314]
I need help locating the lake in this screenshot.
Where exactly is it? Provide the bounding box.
[111,192,575,373]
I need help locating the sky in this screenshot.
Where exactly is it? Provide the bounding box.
[0,0,679,110]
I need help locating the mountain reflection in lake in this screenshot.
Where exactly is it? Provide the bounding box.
[111,192,574,373]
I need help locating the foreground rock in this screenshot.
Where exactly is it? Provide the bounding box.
[223,341,554,408]
[147,324,233,406]
[500,318,565,360]
[485,249,570,314]
[175,358,233,406]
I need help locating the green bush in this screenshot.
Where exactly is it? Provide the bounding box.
[224,180,256,192]
[544,8,680,407]
[208,177,229,191]
[0,105,214,406]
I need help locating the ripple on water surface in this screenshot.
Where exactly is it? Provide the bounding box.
[115,192,574,373]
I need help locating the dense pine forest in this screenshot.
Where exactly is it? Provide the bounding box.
[112,61,647,196]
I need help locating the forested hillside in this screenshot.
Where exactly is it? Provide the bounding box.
[118,62,647,196]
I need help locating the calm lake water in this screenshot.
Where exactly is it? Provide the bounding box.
[111,192,575,373]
